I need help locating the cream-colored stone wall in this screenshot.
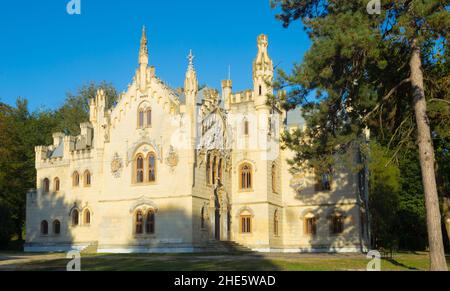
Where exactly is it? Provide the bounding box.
[25,30,369,254]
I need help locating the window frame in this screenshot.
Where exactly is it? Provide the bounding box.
[54,177,60,192]
[240,215,252,234]
[72,171,80,188]
[41,220,49,236]
[53,220,61,235]
[239,163,253,191]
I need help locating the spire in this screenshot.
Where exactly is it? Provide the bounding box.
[184,49,198,103]
[139,25,149,66]
[187,49,195,71]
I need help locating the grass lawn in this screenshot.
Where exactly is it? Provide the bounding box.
[1,251,449,271]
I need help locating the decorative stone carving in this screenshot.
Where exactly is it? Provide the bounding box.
[126,131,162,165]
[290,171,306,193]
[111,153,123,178]
[166,146,179,171]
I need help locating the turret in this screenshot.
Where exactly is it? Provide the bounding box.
[253,34,274,109]
[221,80,232,111]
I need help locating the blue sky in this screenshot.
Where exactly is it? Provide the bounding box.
[0,0,310,111]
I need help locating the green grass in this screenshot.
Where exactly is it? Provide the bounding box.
[2,252,449,271]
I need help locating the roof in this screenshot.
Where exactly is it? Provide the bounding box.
[49,143,64,159]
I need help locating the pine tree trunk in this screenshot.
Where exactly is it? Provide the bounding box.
[410,39,448,271]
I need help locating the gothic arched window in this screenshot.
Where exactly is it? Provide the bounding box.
[84,209,91,225]
[53,220,61,235]
[146,108,152,127]
[146,210,155,234]
[84,171,91,187]
[72,171,80,187]
[71,209,79,226]
[148,153,156,182]
[54,178,60,192]
[244,119,249,136]
[43,178,50,193]
[135,210,144,235]
[41,220,48,235]
[138,109,145,128]
[239,163,252,190]
[135,155,144,183]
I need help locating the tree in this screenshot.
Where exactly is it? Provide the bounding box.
[54,81,118,136]
[271,0,449,270]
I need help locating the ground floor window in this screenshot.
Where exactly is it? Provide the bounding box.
[240,215,252,234]
[304,214,317,236]
[53,220,61,235]
[330,214,344,235]
[41,220,48,235]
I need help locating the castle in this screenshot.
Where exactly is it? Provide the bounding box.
[25,28,370,253]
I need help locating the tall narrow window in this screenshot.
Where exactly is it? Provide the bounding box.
[84,210,91,225]
[272,164,277,193]
[244,120,249,136]
[135,211,143,234]
[43,178,50,193]
[239,163,252,190]
[146,210,155,234]
[148,153,156,182]
[72,210,79,226]
[212,157,217,184]
[218,159,223,182]
[73,172,80,187]
[304,214,317,236]
[201,206,205,229]
[240,215,252,234]
[274,210,279,236]
[84,171,91,187]
[138,110,144,128]
[146,109,152,127]
[259,85,262,96]
[54,178,60,192]
[136,155,144,183]
[41,220,48,235]
[206,154,211,185]
[53,220,61,235]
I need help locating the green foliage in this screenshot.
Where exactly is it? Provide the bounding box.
[271,0,450,251]
[53,82,118,136]
[0,82,118,244]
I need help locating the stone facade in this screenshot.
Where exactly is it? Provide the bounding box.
[25,28,370,253]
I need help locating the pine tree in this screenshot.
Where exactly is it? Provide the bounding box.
[271,0,449,270]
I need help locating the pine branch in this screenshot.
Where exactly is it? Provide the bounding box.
[429,98,450,106]
[362,78,411,123]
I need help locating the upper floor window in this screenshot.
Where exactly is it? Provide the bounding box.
[244,119,249,136]
[43,178,50,193]
[71,209,79,226]
[304,213,317,236]
[84,171,91,187]
[72,172,80,187]
[136,155,144,183]
[53,220,61,235]
[271,164,277,193]
[146,109,152,127]
[315,172,332,192]
[138,110,145,128]
[259,85,262,96]
[206,154,211,185]
[54,178,60,192]
[148,153,156,182]
[84,209,91,225]
[239,163,253,191]
[41,220,48,235]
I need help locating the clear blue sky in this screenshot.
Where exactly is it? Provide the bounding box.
[0,0,310,111]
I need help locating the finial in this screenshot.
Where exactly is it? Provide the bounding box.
[187,49,195,71]
[139,25,149,65]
